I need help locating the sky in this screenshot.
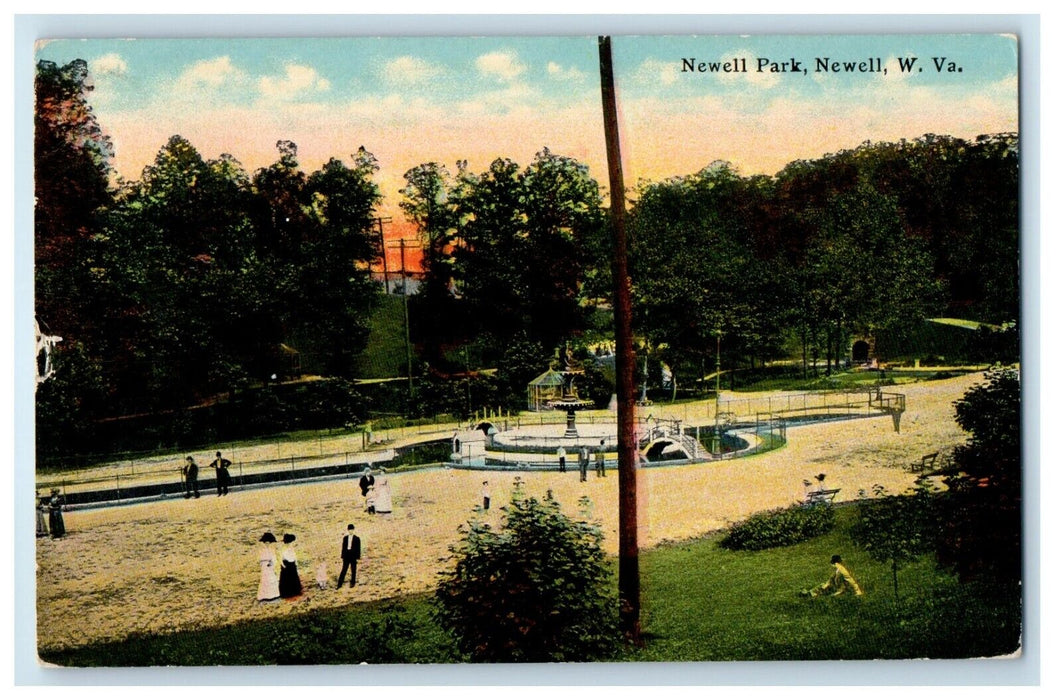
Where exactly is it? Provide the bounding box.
[35,34,1018,233]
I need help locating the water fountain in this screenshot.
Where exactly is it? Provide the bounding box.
[544,347,596,438]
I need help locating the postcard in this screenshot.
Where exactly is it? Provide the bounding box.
[30,30,1024,671]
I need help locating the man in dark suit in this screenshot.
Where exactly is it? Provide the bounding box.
[337,524,361,588]
[210,451,232,496]
[183,456,200,499]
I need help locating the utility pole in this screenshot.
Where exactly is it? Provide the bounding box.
[374,216,393,292]
[599,35,641,644]
[387,237,417,398]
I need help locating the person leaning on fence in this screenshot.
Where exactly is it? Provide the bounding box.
[805,554,864,597]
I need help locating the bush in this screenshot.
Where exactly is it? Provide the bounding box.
[434,483,621,662]
[937,368,1021,583]
[719,503,835,551]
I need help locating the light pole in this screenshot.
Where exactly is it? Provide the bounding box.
[714,329,722,456]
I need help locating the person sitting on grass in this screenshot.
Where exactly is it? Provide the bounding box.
[804,554,864,597]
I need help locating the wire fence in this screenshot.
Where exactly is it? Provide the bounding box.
[37,388,904,504]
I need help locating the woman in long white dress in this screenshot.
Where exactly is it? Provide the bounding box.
[374,468,393,514]
[256,532,280,602]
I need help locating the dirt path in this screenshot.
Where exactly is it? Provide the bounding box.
[35,373,984,653]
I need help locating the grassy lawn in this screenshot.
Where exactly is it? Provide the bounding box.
[630,508,1020,661]
[734,369,970,394]
[39,508,1020,666]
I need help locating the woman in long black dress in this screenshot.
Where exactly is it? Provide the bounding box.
[278,533,303,599]
[48,488,65,538]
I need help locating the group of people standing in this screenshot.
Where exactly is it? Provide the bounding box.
[256,532,304,602]
[35,488,65,539]
[182,451,233,499]
[256,524,364,602]
[358,467,393,514]
[557,440,608,481]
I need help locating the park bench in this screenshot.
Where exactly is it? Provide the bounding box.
[907,452,939,474]
[803,487,841,506]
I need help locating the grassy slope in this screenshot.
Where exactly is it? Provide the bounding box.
[353,294,409,379]
[39,508,1020,666]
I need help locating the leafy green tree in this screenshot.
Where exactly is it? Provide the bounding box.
[251,142,383,377]
[447,149,605,355]
[93,136,267,410]
[299,149,383,375]
[628,162,785,385]
[802,183,943,372]
[936,369,1021,583]
[493,335,552,411]
[34,59,114,343]
[851,479,936,599]
[401,162,464,366]
[435,484,620,662]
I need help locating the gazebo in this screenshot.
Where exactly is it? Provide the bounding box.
[527,369,566,411]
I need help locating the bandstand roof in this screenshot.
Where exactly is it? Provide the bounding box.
[528,369,565,387]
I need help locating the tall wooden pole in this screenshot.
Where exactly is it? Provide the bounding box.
[599,35,640,643]
[388,238,416,399]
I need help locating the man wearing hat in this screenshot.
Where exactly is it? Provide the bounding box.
[210,451,232,496]
[337,524,361,588]
[183,456,200,499]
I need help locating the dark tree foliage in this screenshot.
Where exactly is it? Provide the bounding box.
[492,335,553,412]
[34,59,114,342]
[401,162,465,366]
[35,55,385,441]
[936,369,1022,583]
[408,149,605,363]
[628,162,794,383]
[435,485,620,662]
[35,344,108,461]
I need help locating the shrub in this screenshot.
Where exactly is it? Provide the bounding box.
[719,503,835,551]
[937,368,1021,583]
[434,483,620,662]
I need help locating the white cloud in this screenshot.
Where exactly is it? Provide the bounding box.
[175,56,244,91]
[91,53,128,76]
[258,64,331,101]
[382,56,444,85]
[475,51,526,82]
[547,61,585,82]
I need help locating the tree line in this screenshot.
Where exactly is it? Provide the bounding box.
[402,132,1018,395]
[36,58,1019,459]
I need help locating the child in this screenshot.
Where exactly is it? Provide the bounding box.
[481,480,491,511]
[315,562,329,590]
